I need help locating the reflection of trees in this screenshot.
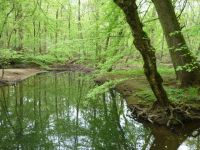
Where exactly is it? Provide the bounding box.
[85,90,136,150]
[110,90,129,149]
[1,72,200,150]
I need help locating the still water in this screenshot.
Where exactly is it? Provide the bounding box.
[0,72,200,150]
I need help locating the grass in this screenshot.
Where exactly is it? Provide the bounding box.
[166,87,200,103]
[134,87,200,104]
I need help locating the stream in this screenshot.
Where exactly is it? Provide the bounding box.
[0,72,200,150]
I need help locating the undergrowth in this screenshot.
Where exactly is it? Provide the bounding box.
[134,87,200,104]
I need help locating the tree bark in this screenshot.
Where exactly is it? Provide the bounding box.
[77,0,83,39]
[16,3,23,51]
[55,9,59,47]
[152,0,200,86]
[114,0,169,106]
[0,5,14,39]
[33,20,36,55]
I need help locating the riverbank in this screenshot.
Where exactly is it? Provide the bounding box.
[1,63,200,127]
[0,68,46,86]
[0,63,94,86]
[95,72,200,127]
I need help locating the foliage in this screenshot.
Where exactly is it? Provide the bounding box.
[0,0,199,69]
[0,49,19,67]
[87,78,128,99]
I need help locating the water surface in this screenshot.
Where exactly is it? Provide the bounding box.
[0,72,200,150]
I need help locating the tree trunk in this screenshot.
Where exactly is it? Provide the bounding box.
[0,5,14,39]
[55,9,59,47]
[17,3,23,51]
[114,0,169,107]
[1,68,5,79]
[68,2,71,40]
[38,21,42,53]
[77,0,85,58]
[33,20,36,55]
[77,0,83,40]
[152,0,200,86]
[44,4,49,53]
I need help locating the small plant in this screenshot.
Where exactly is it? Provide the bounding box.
[166,87,200,103]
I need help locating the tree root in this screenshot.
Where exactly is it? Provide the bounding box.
[128,103,200,127]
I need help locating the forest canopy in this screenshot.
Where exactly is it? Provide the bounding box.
[0,0,199,67]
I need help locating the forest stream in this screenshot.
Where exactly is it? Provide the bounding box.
[0,72,200,150]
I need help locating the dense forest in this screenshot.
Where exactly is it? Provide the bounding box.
[0,0,200,149]
[0,0,199,68]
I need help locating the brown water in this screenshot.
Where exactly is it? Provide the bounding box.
[0,72,199,150]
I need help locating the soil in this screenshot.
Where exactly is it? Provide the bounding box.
[49,63,95,73]
[95,73,200,127]
[0,68,46,86]
[0,63,94,86]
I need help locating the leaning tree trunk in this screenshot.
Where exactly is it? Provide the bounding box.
[114,0,169,107]
[152,0,200,87]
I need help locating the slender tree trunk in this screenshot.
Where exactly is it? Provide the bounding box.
[77,0,83,39]
[44,22,47,53]
[33,20,36,55]
[38,0,42,53]
[55,9,59,47]
[17,3,23,51]
[114,0,169,106]
[14,5,17,50]
[95,0,100,61]
[77,0,84,57]
[7,28,15,49]
[38,21,42,53]
[152,0,200,86]
[68,2,71,40]
[44,5,49,53]
[0,5,14,39]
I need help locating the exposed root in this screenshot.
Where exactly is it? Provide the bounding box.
[128,103,200,127]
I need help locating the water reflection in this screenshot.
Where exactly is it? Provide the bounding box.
[0,72,200,150]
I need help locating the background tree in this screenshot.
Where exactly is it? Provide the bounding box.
[152,0,200,86]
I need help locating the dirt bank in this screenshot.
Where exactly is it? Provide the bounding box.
[49,63,95,73]
[0,69,46,86]
[0,63,94,86]
[95,74,200,127]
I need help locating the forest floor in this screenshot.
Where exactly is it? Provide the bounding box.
[95,72,176,106]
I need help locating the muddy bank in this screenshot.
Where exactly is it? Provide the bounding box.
[49,63,95,73]
[0,63,94,86]
[0,69,46,86]
[95,74,200,127]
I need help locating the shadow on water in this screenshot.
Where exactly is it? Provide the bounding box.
[0,72,200,150]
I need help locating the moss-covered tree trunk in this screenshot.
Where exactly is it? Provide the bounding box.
[152,0,200,86]
[114,0,169,107]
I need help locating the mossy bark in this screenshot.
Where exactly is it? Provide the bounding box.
[152,0,200,87]
[114,0,169,107]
